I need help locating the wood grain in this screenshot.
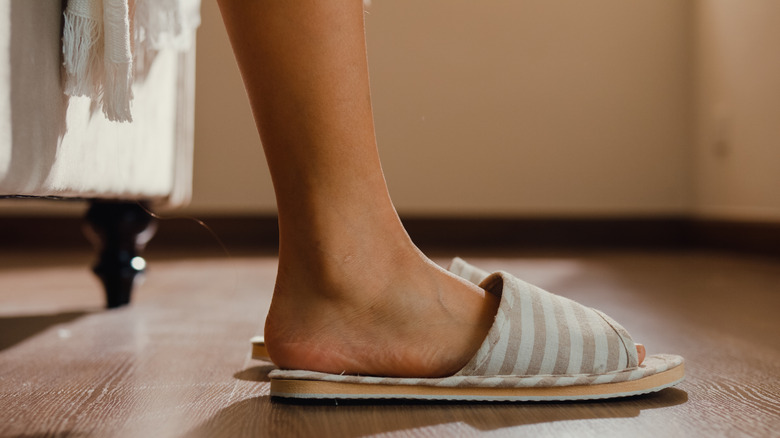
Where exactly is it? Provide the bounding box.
[0,249,778,437]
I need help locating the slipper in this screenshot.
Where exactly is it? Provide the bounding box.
[448,256,491,284]
[266,258,684,401]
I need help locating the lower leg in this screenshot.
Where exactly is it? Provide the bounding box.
[217,0,498,377]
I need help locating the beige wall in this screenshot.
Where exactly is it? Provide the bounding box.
[692,0,780,221]
[368,0,693,217]
[188,0,693,217]
[2,1,777,220]
[186,0,274,215]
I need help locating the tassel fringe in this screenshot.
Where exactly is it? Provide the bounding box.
[101,60,133,122]
[63,8,103,99]
[102,0,134,122]
[62,0,200,123]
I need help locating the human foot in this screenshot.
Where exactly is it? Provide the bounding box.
[264,247,500,378]
[253,325,646,366]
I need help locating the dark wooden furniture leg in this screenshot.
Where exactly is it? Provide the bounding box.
[84,201,158,308]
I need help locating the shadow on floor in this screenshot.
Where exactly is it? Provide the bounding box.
[184,388,688,437]
[0,311,88,352]
[233,365,275,383]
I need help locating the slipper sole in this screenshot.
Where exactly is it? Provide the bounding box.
[250,336,270,361]
[269,362,684,402]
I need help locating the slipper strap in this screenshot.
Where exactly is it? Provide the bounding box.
[449,257,490,284]
[456,271,639,377]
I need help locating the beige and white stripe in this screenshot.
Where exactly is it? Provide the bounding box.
[448,257,490,284]
[454,270,638,378]
[448,258,636,374]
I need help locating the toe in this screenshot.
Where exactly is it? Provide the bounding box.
[636,343,646,365]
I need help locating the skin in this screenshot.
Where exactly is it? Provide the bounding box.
[216,0,645,377]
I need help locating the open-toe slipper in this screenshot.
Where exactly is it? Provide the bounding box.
[267,259,684,401]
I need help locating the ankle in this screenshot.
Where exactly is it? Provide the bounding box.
[277,213,416,283]
[276,239,422,308]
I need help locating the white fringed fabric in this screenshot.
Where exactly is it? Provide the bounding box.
[62,0,201,123]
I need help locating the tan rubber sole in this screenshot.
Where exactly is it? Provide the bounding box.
[270,364,684,402]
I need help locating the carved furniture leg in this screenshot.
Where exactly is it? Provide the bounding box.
[84,201,158,308]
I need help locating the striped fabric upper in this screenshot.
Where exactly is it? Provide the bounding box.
[456,271,638,378]
[448,257,491,284]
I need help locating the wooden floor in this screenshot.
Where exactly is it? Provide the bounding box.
[0,247,778,437]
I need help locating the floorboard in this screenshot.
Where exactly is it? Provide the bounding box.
[0,248,778,437]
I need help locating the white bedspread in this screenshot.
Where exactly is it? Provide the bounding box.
[0,1,200,206]
[63,0,200,122]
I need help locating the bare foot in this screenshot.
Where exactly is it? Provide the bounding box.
[264,245,500,377]
[636,343,646,365]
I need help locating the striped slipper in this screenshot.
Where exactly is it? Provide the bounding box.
[261,259,685,401]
